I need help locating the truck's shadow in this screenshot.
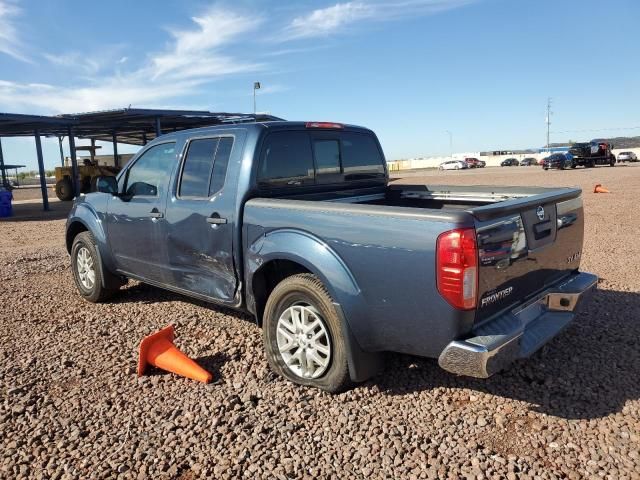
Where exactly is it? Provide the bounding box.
[0,200,72,222]
[110,281,636,420]
[372,288,639,420]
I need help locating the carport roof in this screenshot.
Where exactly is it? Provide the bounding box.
[0,164,25,170]
[0,108,284,145]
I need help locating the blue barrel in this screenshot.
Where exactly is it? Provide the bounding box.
[0,190,13,218]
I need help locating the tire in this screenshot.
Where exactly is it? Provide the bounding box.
[263,273,351,393]
[55,178,74,201]
[71,231,119,302]
[609,156,616,167]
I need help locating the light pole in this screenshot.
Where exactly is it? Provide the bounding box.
[445,130,453,158]
[546,97,552,152]
[253,81,261,114]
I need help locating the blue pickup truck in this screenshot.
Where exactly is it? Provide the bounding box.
[66,121,597,391]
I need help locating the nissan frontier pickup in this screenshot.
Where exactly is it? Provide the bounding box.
[66,121,597,391]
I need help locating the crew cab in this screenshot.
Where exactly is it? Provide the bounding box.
[66,121,597,392]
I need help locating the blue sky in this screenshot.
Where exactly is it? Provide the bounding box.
[1,0,639,170]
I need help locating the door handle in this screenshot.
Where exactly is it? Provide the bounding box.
[207,213,227,225]
[149,209,164,219]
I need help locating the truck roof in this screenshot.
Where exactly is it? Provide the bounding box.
[154,120,374,141]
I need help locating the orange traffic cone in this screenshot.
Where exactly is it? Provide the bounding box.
[137,325,212,383]
[594,184,610,193]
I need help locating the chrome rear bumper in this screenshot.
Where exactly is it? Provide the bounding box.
[438,272,598,378]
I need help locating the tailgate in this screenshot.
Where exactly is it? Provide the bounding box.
[471,188,584,324]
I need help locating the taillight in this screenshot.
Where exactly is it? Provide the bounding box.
[305,122,344,129]
[436,228,478,310]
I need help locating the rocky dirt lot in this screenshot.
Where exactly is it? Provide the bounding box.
[1,165,639,479]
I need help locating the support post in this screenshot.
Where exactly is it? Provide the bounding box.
[112,133,119,168]
[142,133,148,145]
[67,127,80,198]
[34,130,50,211]
[58,136,65,166]
[154,118,162,138]
[0,137,7,187]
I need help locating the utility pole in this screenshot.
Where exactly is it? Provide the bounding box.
[546,97,553,152]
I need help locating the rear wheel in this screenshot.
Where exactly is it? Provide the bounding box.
[55,177,74,201]
[263,274,351,393]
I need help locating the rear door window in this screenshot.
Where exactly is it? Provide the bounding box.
[179,138,218,198]
[258,132,315,187]
[209,137,233,196]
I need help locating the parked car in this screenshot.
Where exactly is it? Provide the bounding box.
[617,151,638,162]
[66,120,597,392]
[501,158,519,166]
[464,157,485,168]
[543,153,573,170]
[439,160,468,170]
[520,157,537,166]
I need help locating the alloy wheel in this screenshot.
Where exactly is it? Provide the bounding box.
[76,246,95,290]
[276,303,331,379]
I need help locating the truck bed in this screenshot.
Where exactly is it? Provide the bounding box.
[244,183,584,358]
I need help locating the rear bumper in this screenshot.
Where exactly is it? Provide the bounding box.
[438,272,598,378]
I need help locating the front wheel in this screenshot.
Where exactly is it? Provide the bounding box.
[71,232,120,302]
[263,274,351,393]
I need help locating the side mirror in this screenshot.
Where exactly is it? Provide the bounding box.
[96,176,118,195]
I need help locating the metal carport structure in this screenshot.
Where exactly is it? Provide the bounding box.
[0,109,282,211]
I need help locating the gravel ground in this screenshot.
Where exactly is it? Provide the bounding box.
[1,165,639,479]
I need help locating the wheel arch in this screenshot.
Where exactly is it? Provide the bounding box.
[66,203,115,273]
[246,229,382,383]
[246,229,360,325]
[66,220,88,253]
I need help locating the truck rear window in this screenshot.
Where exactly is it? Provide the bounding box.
[340,132,385,180]
[258,130,385,188]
